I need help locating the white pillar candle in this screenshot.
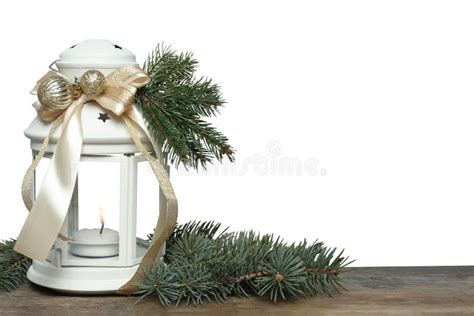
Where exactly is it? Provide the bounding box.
[70,228,119,257]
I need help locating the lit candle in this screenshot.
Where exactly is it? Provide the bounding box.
[70,208,119,258]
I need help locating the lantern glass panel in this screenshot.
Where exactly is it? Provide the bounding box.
[31,153,153,267]
[78,161,120,232]
[136,162,161,242]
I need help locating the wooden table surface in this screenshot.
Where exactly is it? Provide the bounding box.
[0,266,473,315]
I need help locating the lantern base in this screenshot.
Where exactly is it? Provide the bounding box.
[27,260,139,294]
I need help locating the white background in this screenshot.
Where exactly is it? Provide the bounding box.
[0,0,473,266]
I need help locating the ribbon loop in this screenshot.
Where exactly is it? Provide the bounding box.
[95,66,149,116]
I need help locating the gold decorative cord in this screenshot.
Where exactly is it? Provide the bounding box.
[118,116,177,294]
[21,113,64,212]
[20,113,69,241]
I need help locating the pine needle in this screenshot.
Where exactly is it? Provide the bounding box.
[0,239,31,291]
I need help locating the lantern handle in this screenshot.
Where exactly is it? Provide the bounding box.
[48,59,59,72]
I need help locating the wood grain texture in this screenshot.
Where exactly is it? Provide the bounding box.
[0,266,473,315]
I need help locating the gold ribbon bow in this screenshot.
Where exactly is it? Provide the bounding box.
[14,65,178,294]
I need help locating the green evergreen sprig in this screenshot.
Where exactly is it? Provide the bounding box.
[0,222,351,307]
[0,239,31,291]
[136,44,235,170]
[136,221,352,306]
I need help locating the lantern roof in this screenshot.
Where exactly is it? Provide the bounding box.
[56,39,137,69]
[24,39,152,155]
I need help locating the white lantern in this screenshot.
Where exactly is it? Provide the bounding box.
[22,40,166,293]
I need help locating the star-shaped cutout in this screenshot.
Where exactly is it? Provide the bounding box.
[98,112,110,123]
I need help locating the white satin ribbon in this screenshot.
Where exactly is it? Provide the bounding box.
[15,98,85,260]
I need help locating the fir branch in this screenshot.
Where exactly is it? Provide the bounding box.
[235,267,340,283]
[136,221,352,306]
[167,220,227,246]
[136,44,235,170]
[148,220,226,245]
[0,239,32,291]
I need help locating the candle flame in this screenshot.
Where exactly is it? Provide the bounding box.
[99,207,105,225]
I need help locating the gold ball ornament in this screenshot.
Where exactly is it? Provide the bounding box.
[80,70,106,96]
[37,75,75,111]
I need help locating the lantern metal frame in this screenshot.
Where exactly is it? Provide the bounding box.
[23,39,166,293]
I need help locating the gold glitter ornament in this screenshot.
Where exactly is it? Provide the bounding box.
[80,70,106,96]
[37,75,76,111]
